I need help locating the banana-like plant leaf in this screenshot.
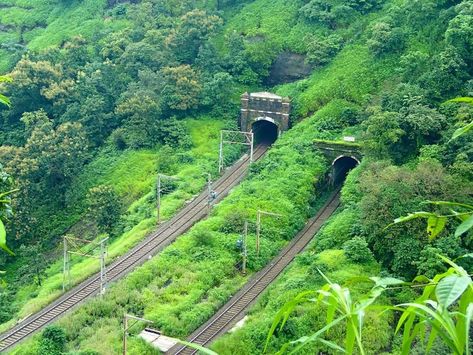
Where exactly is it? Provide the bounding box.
[427,216,447,240]
[455,214,473,237]
[369,276,406,288]
[0,76,12,83]
[0,189,18,199]
[435,275,470,309]
[385,212,435,230]
[465,303,473,354]
[445,97,473,105]
[424,200,473,209]
[0,219,14,255]
[0,94,10,107]
[452,121,473,140]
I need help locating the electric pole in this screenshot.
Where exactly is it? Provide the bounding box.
[156,174,178,225]
[62,237,69,292]
[242,221,248,274]
[256,210,282,257]
[123,313,153,355]
[218,130,254,173]
[63,235,109,295]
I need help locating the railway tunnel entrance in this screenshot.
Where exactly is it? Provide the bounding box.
[252,118,279,145]
[332,155,359,185]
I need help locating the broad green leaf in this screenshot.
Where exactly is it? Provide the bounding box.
[346,320,356,354]
[426,325,438,353]
[452,121,473,140]
[0,189,18,199]
[370,276,405,288]
[386,212,434,230]
[413,275,431,284]
[0,219,14,255]
[264,290,315,352]
[394,212,434,223]
[435,275,470,308]
[457,253,473,260]
[451,210,470,222]
[455,214,473,237]
[427,216,447,240]
[465,303,473,354]
[288,316,346,354]
[424,200,473,210]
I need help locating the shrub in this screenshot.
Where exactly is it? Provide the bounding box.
[109,128,127,150]
[192,229,215,247]
[315,209,360,252]
[38,325,66,355]
[342,236,374,263]
[299,0,335,27]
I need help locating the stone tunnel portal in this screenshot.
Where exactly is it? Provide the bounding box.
[332,155,360,185]
[252,118,279,145]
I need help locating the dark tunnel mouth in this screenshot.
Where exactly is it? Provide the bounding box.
[332,156,359,185]
[252,119,279,145]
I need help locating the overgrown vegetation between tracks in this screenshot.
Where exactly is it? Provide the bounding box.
[0,118,230,333]
[10,112,331,354]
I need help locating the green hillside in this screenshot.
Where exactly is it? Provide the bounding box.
[0,0,472,354]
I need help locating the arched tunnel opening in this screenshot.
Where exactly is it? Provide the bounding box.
[252,119,279,145]
[332,156,359,185]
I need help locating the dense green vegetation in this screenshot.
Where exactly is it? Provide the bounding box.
[0,0,471,353]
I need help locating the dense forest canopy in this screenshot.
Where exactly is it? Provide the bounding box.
[0,0,472,353]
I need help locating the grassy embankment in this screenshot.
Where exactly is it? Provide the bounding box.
[0,118,224,333]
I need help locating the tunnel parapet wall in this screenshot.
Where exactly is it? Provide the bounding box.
[314,139,363,164]
[240,92,290,134]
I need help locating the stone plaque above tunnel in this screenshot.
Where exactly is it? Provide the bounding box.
[240,92,291,140]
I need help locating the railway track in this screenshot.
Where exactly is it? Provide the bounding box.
[0,145,269,352]
[168,189,341,355]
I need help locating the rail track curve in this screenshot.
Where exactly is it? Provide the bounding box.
[168,189,341,355]
[0,145,269,352]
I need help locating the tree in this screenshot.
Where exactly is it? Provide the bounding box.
[445,2,473,67]
[115,74,162,148]
[223,32,259,85]
[87,185,122,233]
[0,164,16,257]
[158,65,202,112]
[0,76,12,107]
[6,58,73,121]
[356,160,470,278]
[166,9,223,63]
[347,0,385,14]
[420,46,469,100]
[305,34,344,67]
[363,98,447,162]
[299,0,335,28]
[367,20,405,57]
[343,236,374,263]
[17,242,47,286]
